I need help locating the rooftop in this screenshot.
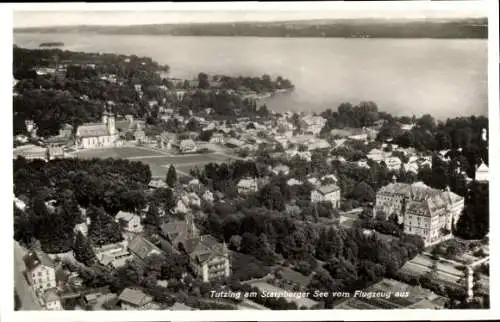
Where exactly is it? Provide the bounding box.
[43,288,60,302]
[115,211,137,222]
[76,123,111,138]
[118,288,153,307]
[170,302,194,311]
[317,184,340,195]
[128,236,163,261]
[23,251,55,271]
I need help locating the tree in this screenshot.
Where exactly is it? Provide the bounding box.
[229,235,242,251]
[88,207,123,247]
[198,72,209,89]
[417,114,436,132]
[185,118,200,132]
[351,181,375,203]
[455,183,489,240]
[375,211,387,221]
[73,231,97,266]
[166,165,177,187]
[144,203,161,228]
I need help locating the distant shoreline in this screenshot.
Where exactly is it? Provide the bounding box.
[13,18,488,39]
[39,41,65,47]
[15,32,487,40]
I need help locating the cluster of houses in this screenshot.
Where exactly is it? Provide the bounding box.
[235,167,342,209]
[20,248,196,311]
[20,195,229,311]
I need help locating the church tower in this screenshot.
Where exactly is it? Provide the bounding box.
[107,113,116,136]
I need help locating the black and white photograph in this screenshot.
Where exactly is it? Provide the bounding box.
[5,1,498,320]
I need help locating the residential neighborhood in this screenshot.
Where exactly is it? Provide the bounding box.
[12,11,490,312]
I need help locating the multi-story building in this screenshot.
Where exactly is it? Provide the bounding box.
[311,184,341,208]
[187,235,231,283]
[209,132,225,144]
[23,251,57,296]
[115,211,143,233]
[237,178,259,195]
[373,180,464,246]
[160,214,231,283]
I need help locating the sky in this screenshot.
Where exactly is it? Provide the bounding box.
[13,2,487,28]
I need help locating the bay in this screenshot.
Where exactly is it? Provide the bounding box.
[14,33,488,119]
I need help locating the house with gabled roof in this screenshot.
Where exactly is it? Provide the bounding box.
[94,241,133,269]
[118,288,158,310]
[475,161,489,182]
[127,236,163,262]
[160,214,230,282]
[184,235,231,283]
[115,211,143,233]
[169,302,195,310]
[311,184,341,208]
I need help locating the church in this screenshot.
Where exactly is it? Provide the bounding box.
[75,110,119,149]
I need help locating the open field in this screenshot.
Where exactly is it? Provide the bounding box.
[72,147,234,178]
[73,147,164,158]
[247,281,318,308]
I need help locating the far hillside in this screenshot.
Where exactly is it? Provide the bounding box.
[14,17,488,39]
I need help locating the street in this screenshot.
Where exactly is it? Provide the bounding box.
[13,241,43,310]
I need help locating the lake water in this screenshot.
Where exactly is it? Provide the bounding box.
[14,33,488,119]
